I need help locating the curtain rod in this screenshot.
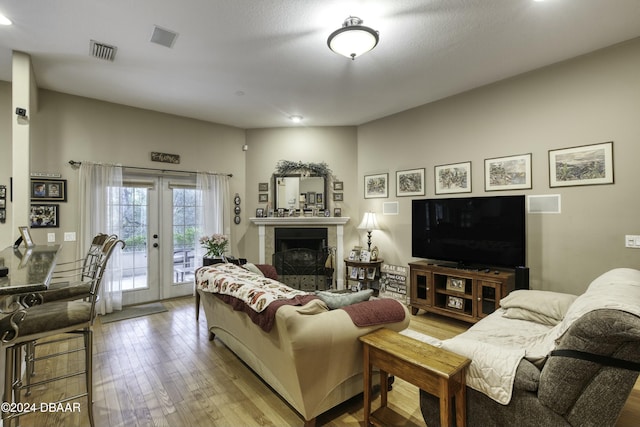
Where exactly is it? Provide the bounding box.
[68,160,232,177]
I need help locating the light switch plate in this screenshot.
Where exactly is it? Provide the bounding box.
[47,233,56,243]
[64,232,76,242]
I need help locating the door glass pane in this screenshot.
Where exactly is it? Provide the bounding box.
[118,186,149,290]
[172,187,199,284]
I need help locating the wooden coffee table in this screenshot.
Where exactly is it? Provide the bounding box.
[360,328,471,427]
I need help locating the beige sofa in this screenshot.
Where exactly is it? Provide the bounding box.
[197,264,409,426]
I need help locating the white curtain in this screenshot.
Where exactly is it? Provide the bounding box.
[78,162,124,314]
[195,172,231,266]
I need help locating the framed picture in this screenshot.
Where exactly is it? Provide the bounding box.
[31,179,67,202]
[446,277,466,293]
[30,204,59,228]
[446,295,465,311]
[258,193,268,203]
[485,153,532,191]
[366,267,376,280]
[333,181,344,191]
[358,267,366,280]
[18,226,35,248]
[0,185,6,198]
[359,250,371,262]
[0,199,4,209]
[277,208,285,217]
[333,192,343,201]
[435,161,471,194]
[255,208,264,218]
[350,267,358,279]
[549,141,614,187]
[364,173,388,199]
[307,192,316,204]
[396,168,425,197]
[334,207,342,217]
[258,182,269,192]
[348,249,359,261]
[316,193,323,204]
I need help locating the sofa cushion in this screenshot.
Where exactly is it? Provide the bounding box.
[296,298,329,314]
[500,290,577,325]
[315,289,373,309]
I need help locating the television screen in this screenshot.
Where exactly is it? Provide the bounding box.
[412,195,526,268]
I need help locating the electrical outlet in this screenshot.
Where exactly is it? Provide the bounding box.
[47,233,56,243]
[625,235,640,248]
[64,232,76,242]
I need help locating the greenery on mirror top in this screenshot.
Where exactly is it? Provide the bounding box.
[276,160,331,177]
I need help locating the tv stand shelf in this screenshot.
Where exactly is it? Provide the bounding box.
[409,261,515,323]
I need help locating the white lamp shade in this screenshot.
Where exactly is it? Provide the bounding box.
[358,212,379,232]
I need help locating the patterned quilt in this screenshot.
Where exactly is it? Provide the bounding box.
[196,263,312,312]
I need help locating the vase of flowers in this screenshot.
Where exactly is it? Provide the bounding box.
[200,233,229,265]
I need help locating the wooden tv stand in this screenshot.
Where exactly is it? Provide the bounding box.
[409,260,515,323]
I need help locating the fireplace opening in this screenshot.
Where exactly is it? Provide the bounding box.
[273,228,330,290]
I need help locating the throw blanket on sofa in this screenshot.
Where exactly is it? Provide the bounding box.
[411,268,640,406]
[196,263,312,312]
[341,298,406,326]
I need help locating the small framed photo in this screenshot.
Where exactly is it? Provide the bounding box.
[348,249,360,261]
[324,209,330,217]
[258,182,269,192]
[435,161,471,194]
[350,267,359,279]
[333,207,342,217]
[549,141,614,187]
[333,192,343,201]
[446,277,466,293]
[316,193,323,204]
[446,295,465,311]
[333,181,344,191]
[366,267,376,280]
[485,153,532,191]
[396,168,425,197]
[358,267,366,280]
[18,226,35,248]
[359,250,371,262]
[364,173,388,199]
[307,192,316,204]
[30,204,59,228]
[0,185,6,198]
[31,179,67,202]
[0,199,4,209]
[277,208,285,217]
[255,208,264,218]
[258,193,268,203]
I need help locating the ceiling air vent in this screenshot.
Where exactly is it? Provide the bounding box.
[150,25,178,48]
[90,40,117,61]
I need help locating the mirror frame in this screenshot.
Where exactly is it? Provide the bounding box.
[273,173,327,211]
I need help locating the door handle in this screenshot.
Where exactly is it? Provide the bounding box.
[153,243,159,248]
[153,234,158,239]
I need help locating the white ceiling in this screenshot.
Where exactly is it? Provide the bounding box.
[1,1,640,129]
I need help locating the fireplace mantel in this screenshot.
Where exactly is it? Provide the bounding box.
[250,217,350,226]
[250,216,351,289]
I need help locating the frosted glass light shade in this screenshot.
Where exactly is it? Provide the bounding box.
[327,17,379,60]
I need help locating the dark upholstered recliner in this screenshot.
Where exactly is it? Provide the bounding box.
[420,309,640,427]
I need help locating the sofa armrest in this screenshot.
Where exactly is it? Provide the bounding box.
[513,359,541,392]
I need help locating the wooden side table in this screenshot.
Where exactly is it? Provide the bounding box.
[360,328,471,427]
[344,258,383,291]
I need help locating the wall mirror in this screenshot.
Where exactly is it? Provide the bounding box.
[273,174,326,211]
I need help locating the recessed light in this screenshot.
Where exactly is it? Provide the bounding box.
[290,115,303,123]
[0,14,12,26]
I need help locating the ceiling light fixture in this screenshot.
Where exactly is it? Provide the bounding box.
[290,115,303,123]
[0,13,12,25]
[327,16,379,60]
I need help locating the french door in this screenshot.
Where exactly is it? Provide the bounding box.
[119,174,199,305]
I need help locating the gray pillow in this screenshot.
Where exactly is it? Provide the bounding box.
[315,289,374,310]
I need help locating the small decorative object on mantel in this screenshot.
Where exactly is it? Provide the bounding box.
[200,233,229,265]
[151,151,180,164]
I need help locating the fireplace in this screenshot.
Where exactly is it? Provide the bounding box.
[273,228,330,290]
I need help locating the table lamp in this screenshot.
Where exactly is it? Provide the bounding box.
[358,212,379,251]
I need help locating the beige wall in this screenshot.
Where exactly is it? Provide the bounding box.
[242,127,358,261]
[27,90,246,261]
[358,38,640,294]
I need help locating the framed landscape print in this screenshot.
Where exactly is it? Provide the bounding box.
[364,173,388,199]
[549,141,614,187]
[485,153,532,191]
[435,161,471,194]
[30,179,67,202]
[396,168,425,197]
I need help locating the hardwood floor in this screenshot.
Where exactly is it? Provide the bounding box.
[13,296,640,426]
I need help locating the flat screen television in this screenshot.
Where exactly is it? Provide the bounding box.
[412,195,526,269]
